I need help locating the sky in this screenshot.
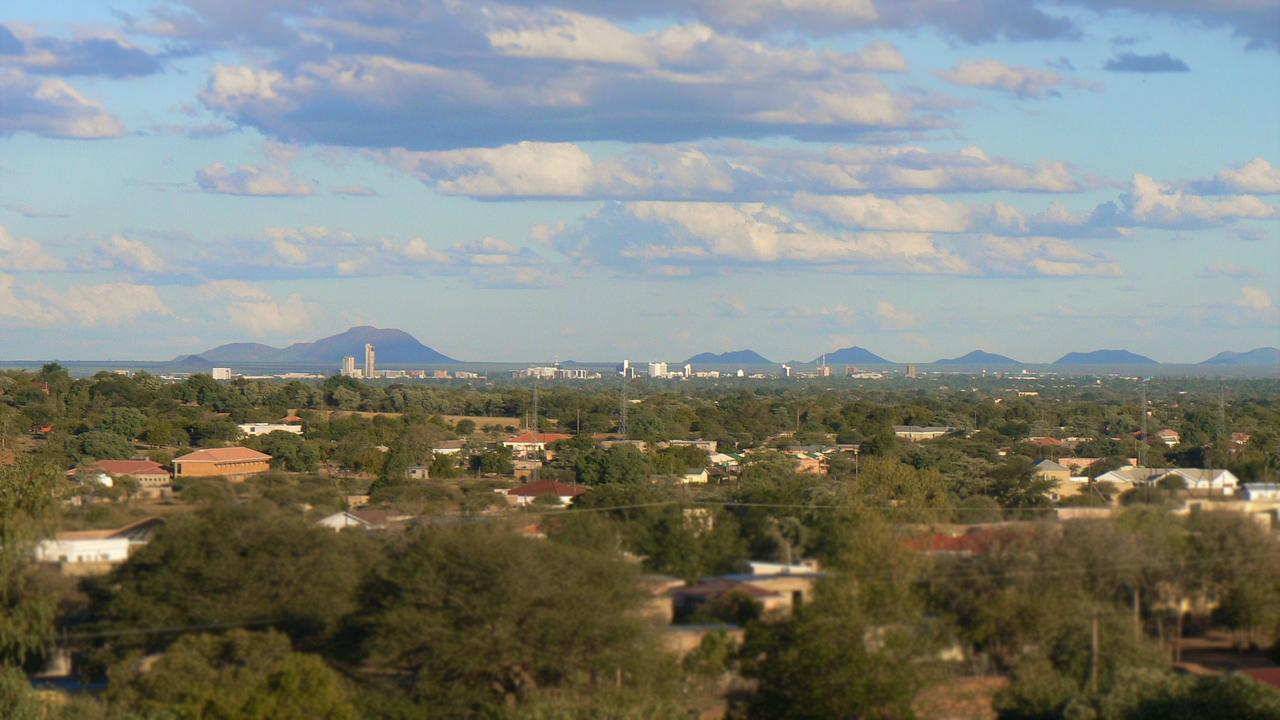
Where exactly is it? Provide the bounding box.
[0,0,1277,364]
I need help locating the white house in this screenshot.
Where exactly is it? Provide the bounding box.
[681,468,709,484]
[1242,483,1280,501]
[34,517,164,572]
[499,478,589,506]
[316,509,411,531]
[238,423,304,437]
[893,425,956,441]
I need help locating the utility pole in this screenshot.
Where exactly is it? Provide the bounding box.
[1089,611,1100,694]
[619,370,628,439]
[1139,382,1148,467]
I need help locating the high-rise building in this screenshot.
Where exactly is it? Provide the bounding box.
[364,344,376,379]
[683,363,692,379]
[782,364,792,378]
[906,364,917,379]
[647,361,668,378]
[211,367,232,380]
[340,356,357,377]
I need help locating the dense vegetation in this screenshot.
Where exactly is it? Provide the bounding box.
[0,365,1277,717]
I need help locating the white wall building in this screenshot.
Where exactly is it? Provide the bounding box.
[211,367,232,380]
[648,361,668,378]
[340,356,358,377]
[238,423,304,437]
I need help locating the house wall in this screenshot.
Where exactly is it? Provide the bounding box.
[35,537,130,564]
[173,459,271,479]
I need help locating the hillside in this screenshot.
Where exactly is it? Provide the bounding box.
[187,326,458,364]
[934,350,1021,365]
[1199,347,1280,365]
[684,349,773,365]
[818,346,891,364]
[1054,349,1157,365]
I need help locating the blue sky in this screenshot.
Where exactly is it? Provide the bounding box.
[0,0,1277,363]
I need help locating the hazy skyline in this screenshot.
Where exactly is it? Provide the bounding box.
[0,0,1277,363]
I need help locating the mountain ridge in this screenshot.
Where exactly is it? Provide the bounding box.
[684,349,773,365]
[934,350,1021,365]
[1054,349,1158,365]
[816,346,892,364]
[182,326,458,364]
[1199,347,1280,365]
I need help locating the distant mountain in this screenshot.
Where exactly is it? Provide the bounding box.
[1054,349,1157,365]
[161,354,214,372]
[934,350,1021,365]
[684,349,773,365]
[187,326,458,364]
[1199,347,1280,365]
[817,346,891,364]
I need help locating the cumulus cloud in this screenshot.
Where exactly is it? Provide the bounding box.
[1103,51,1190,72]
[96,235,166,272]
[385,141,1083,200]
[0,68,126,139]
[874,300,921,330]
[1187,158,1280,195]
[793,193,976,232]
[196,144,315,196]
[0,273,169,327]
[548,200,1119,278]
[0,24,163,77]
[1237,286,1278,315]
[939,59,1091,98]
[1091,173,1277,228]
[226,292,316,336]
[0,225,64,271]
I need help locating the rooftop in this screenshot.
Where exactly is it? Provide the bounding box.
[173,447,271,463]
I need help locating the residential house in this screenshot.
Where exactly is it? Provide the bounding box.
[665,439,718,453]
[172,447,271,481]
[316,509,412,531]
[502,432,574,458]
[34,517,164,576]
[431,440,467,456]
[237,423,303,437]
[513,458,542,481]
[407,465,430,480]
[681,468,709,484]
[86,459,172,499]
[1162,468,1239,495]
[1242,484,1280,501]
[1155,429,1180,447]
[1033,459,1071,484]
[893,425,956,441]
[499,478,590,506]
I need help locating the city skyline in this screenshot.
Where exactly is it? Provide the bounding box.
[0,1,1277,363]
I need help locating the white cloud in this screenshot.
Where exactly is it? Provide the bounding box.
[874,300,921,330]
[794,193,974,232]
[37,283,171,326]
[0,273,47,323]
[1093,173,1278,228]
[196,162,314,197]
[0,68,126,139]
[99,235,166,272]
[1237,286,1278,318]
[199,280,270,300]
[938,59,1090,98]
[0,225,64,271]
[1188,158,1280,195]
[225,292,316,336]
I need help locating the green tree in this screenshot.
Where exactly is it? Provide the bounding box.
[73,430,135,461]
[90,503,371,656]
[96,407,147,440]
[0,459,60,670]
[106,629,358,719]
[346,525,677,716]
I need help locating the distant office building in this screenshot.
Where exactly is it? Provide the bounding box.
[211,367,232,380]
[906,364,918,379]
[648,362,668,378]
[340,356,357,377]
[683,363,692,379]
[781,364,792,378]
[364,344,376,379]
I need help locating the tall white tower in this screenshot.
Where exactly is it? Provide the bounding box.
[364,343,376,379]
